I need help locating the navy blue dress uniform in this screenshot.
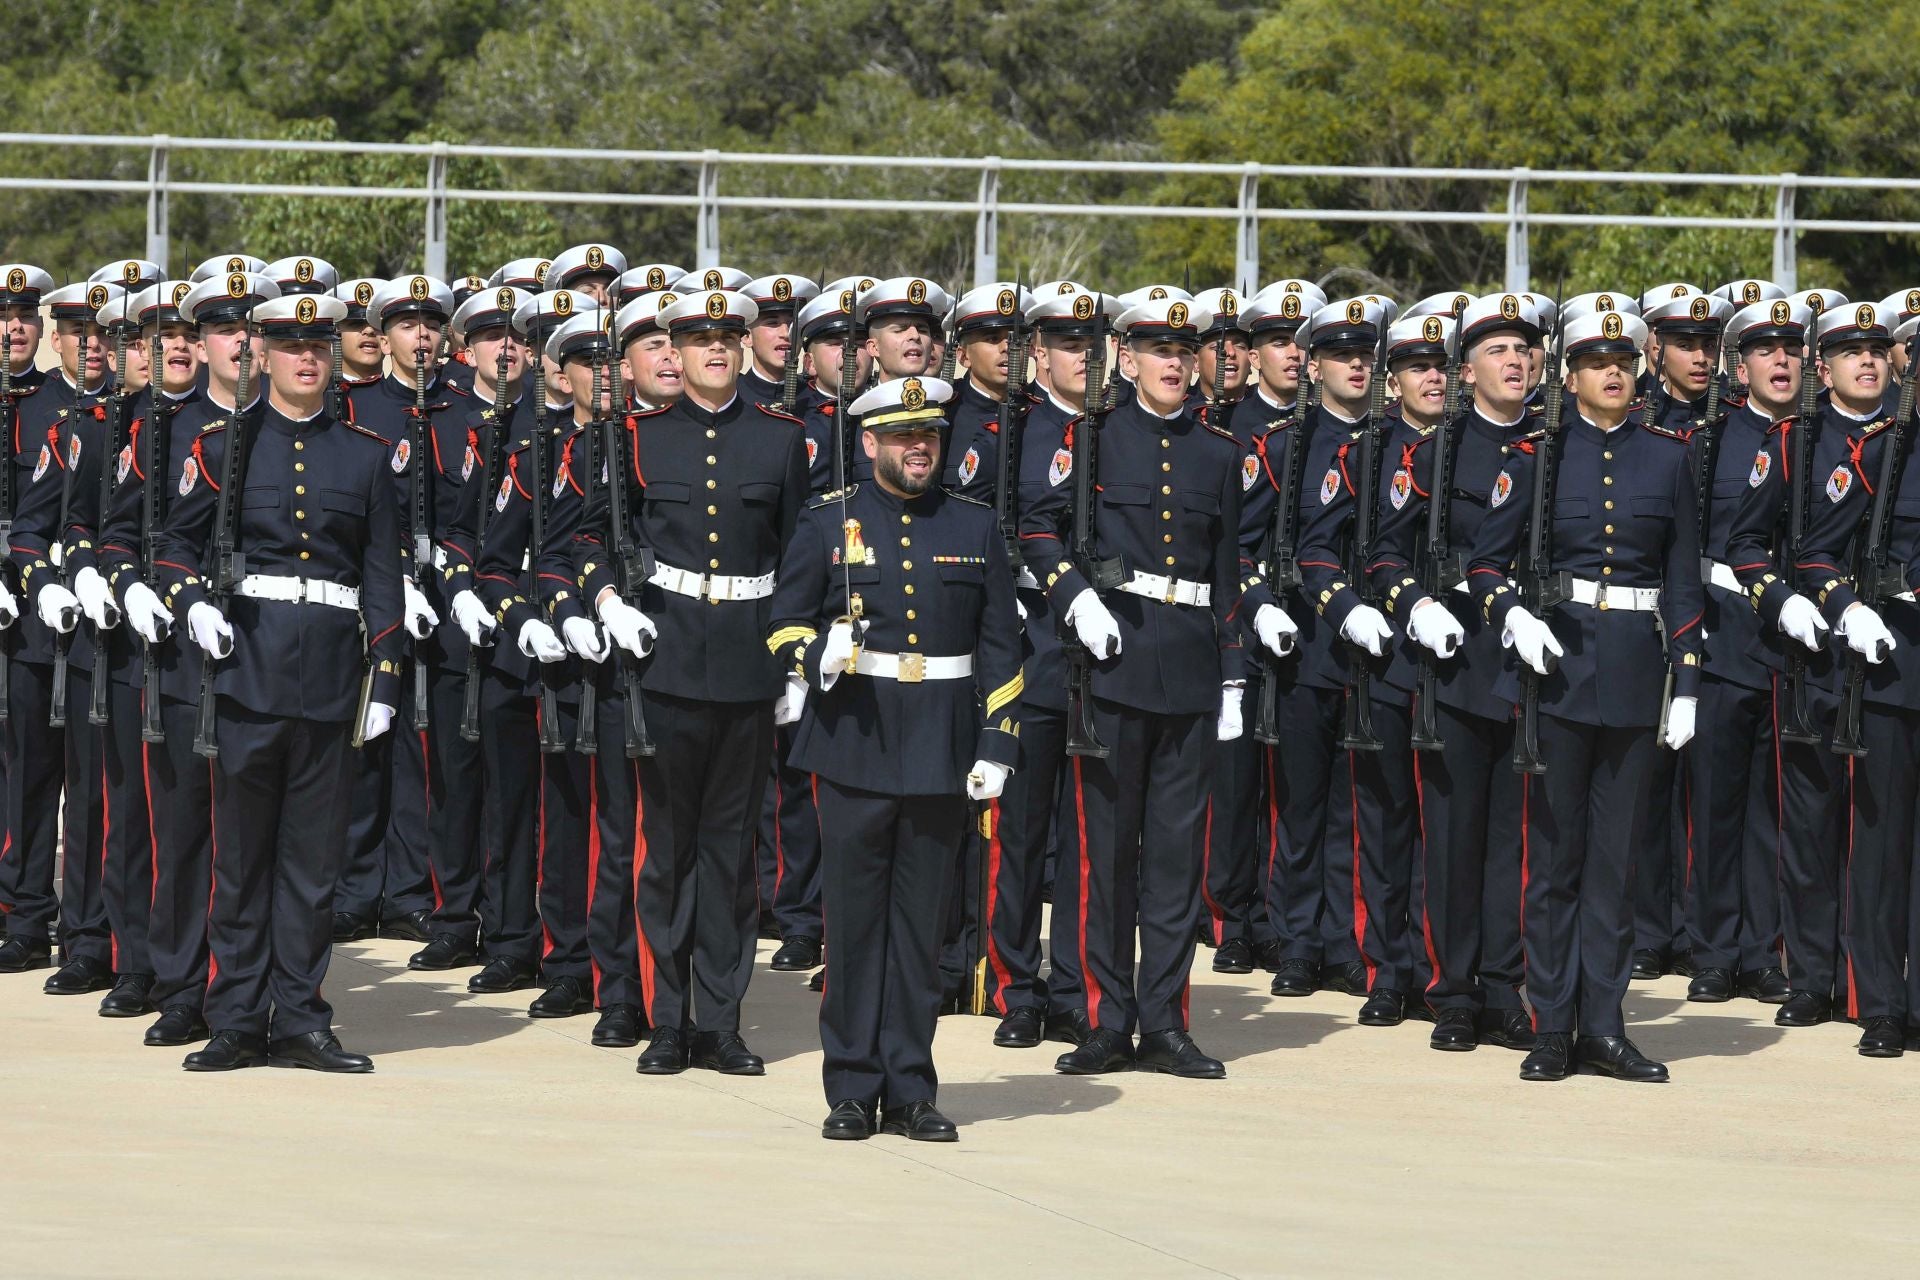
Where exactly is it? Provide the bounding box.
[1467,307,1704,1082]
[1367,293,1539,1050]
[739,273,820,408]
[336,275,467,944]
[156,291,405,1072]
[1021,295,1243,1078]
[5,280,117,992]
[1781,301,1920,1055]
[766,375,1022,1139]
[570,288,808,1072]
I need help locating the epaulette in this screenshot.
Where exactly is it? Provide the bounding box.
[1638,418,1691,443]
[631,404,671,419]
[942,486,991,506]
[199,416,230,434]
[753,402,804,426]
[808,483,857,508]
[1502,426,1550,456]
[1859,415,1897,438]
[1199,415,1238,445]
[445,381,472,398]
[342,419,393,447]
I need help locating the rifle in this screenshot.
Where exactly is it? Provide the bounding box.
[529,348,564,754]
[459,339,512,744]
[1250,353,1309,747]
[599,348,655,759]
[139,373,176,745]
[1410,334,1466,753]
[406,350,432,733]
[1064,304,1123,758]
[193,335,256,759]
[0,328,14,724]
[1777,324,1824,746]
[49,327,92,728]
[832,301,865,657]
[774,308,805,416]
[88,323,133,727]
[1335,318,1390,753]
[1830,328,1918,757]
[571,354,603,757]
[993,288,1030,573]
[1511,297,1571,776]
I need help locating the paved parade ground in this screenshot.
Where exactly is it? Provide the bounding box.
[3,932,1914,1278]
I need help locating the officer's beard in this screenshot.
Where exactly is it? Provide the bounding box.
[875,444,936,497]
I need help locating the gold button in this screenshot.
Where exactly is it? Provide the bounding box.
[299,550,310,560]
[706,479,717,489]
[295,510,306,520]
[706,505,717,515]
[707,532,719,543]
[907,633,919,645]
[1604,524,1614,534]
[1602,566,1613,576]
[706,429,716,439]
[1605,546,1615,556]
[295,485,306,495]
[901,560,912,571]
[1161,510,1172,520]
[706,455,717,466]
[1603,450,1613,461]
[1161,462,1171,472]
[901,514,911,524]
[295,462,305,473]
[1602,475,1613,486]
[1164,555,1176,566]
[906,609,917,620]
[1161,485,1172,495]
[1160,438,1171,449]
[300,531,310,540]
[709,558,720,569]
[294,441,304,451]
[1162,533,1173,543]
[1604,499,1614,510]
[904,584,915,595]
[900,536,911,547]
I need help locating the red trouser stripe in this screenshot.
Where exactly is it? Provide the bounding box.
[631,763,655,1021]
[982,797,1013,1014]
[1349,750,1371,991]
[1072,757,1102,1030]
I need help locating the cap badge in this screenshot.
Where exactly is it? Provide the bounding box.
[1771,300,1791,324]
[703,269,723,289]
[122,261,143,285]
[497,287,516,312]
[554,291,574,317]
[838,289,855,314]
[1168,302,1190,329]
[1857,304,1876,329]
[1148,287,1167,301]
[902,378,927,412]
[1281,296,1300,320]
[1690,297,1711,322]
[1500,294,1520,320]
[996,288,1017,316]
[1602,313,1624,340]
[1453,293,1470,316]
[1345,300,1365,325]
[1422,317,1443,343]
[773,277,793,303]
[907,279,928,306]
[227,272,248,300]
[1671,284,1689,298]
[410,276,429,301]
[534,261,551,284]
[646,268,666,290]
[87,284,108,309]
[706,292,728,321]
[355,282,374,306]
[1596,293,1615,312]
[1807,292,1827,314]
[295,297,317,325]
[1072,295,1095,321]
[5,269,23,293]
[1057,282,1076,295]
[226,256,244,272]
[585,246,604,271]
[1743,282,1761,303]
[295,258,314,284]
[171,282,191,305]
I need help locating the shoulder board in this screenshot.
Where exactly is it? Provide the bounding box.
[508,434,533,452]
[342,419,393,447]
[15,378,44,398]
[1502,426,1550,456]
[942,487,991,507]
[1859,416,1897,438]
[808,483,857,508]
[199,416,229,435]
[1199,416,1238,444]
[631,404,671,419]
[1526,402,1545,416]
[1638,419,1690,442]
[445,382,471,398]
[480,406,500,422]
[55,407,70,420]
[1021,390,1043,407]
[752,402,804,426]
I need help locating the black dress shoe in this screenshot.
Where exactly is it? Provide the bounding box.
[770,936,822,971]
[637,1027,690,1074]
[1630,948,1665,981]
[1211,938,1254,974]
[98,972,156,1017]
[43,955,114,995]
[145,1005,210,1047]
[408,935,480,971]
[1774,991,1832,1028]
[1252,940,1282,972]
[467,957,538,994]
[1358,988,1406,1027]
[1686,967,1734,1003]
[1575,1035,1669,1082]
[1054,1027,1135,1074]
[1857,1015,1906,1058]
[756,911,781,941]
[881,1100,958,1142]
[1669,950,1700,979]
[1429,1007,1478,1051]
[1519,1032,1573,1081]
[1136,1029,1226,1079]
[807,968,824,992]
[821,1099,875,1141]
[331,912,375,943]
[591,1003,644,1048]
[994,1006,1044,1048]
[183,1030,268,1072]
[1043,1008,1092,1046]
[1269,958,1318,997]
[1478,1007,1538,1051]
[691,1031,765,1075]
[0,936,52,972]
[527,976,593,1018]
[1737,966,1791,1004]
[1327,961,1370,997]
[269,1029,373,1073]
[379,909,434,943]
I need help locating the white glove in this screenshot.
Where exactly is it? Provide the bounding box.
[517,619,567,663]
[36,583,80,634]
[1502,608,1563,676]
[966,760,1010,801]
[451,589,496,647]
[1065,589,1122,660]
[187,601,232,658]
[561,615,609,663]
[402,578,439,641]
[0,582,17,629]
[1340,604,1393,657]
[599,597,656,659]
[1839,603,1896,664]
[1662,694,1697,751]
[1253,603,1298,657]
[1776,593,1830,653]
[818,618,861,679]
[73,566,119,630]
[1015,597,1028,623]
[1218,684,1244,741]
[774,672,807,725]
[123,581,173,645]
[358,700,396,743]
[1407,599,1466,657]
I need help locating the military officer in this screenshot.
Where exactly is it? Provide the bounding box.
[1189,287,1250,412]
[334,279,388,388]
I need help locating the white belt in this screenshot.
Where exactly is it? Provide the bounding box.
[649,562,775,602]
[1016,565,1039,590]
[1567,577,1659,612]
[851,650,974,682]
[1116,572,1212,607]
[236,574,361,610]
[1704,560,1741,594]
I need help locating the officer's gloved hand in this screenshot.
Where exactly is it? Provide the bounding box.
[36,582,81,635]
[122,581,174,645]
[818,618,864,684]
[966,760,1009,801]
[1776,593,1830,652]
[1065,589,1122,660]
[1407,598,1465,657]
[561,616,609,663]
[72,566,120,630]
[774,672,807,725]
[0,581,20,630]
[1839,602,1896,664]
[450,589,495,647]
[517,619,567,663]
[1502,608,1563,676]
[599,597,656,659]
[1217,683,1245,742]
[402,578,439,641]
[1253,603,1298,657]
[358,700,396,743]
[1340,603,1394,657]
[1015,597,1028,624]
[1661,695,1698,750]
[187,601,233,658]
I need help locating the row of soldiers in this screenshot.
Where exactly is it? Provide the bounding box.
[0,241,1916,1142]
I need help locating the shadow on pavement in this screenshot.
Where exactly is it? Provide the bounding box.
[326,953,533,1056]
[936,1074,1124,1125]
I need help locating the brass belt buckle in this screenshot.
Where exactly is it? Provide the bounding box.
[1162,577,1177,604]
[898,652,926,683]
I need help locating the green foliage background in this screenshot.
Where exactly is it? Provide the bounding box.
[3,0,1917,297]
